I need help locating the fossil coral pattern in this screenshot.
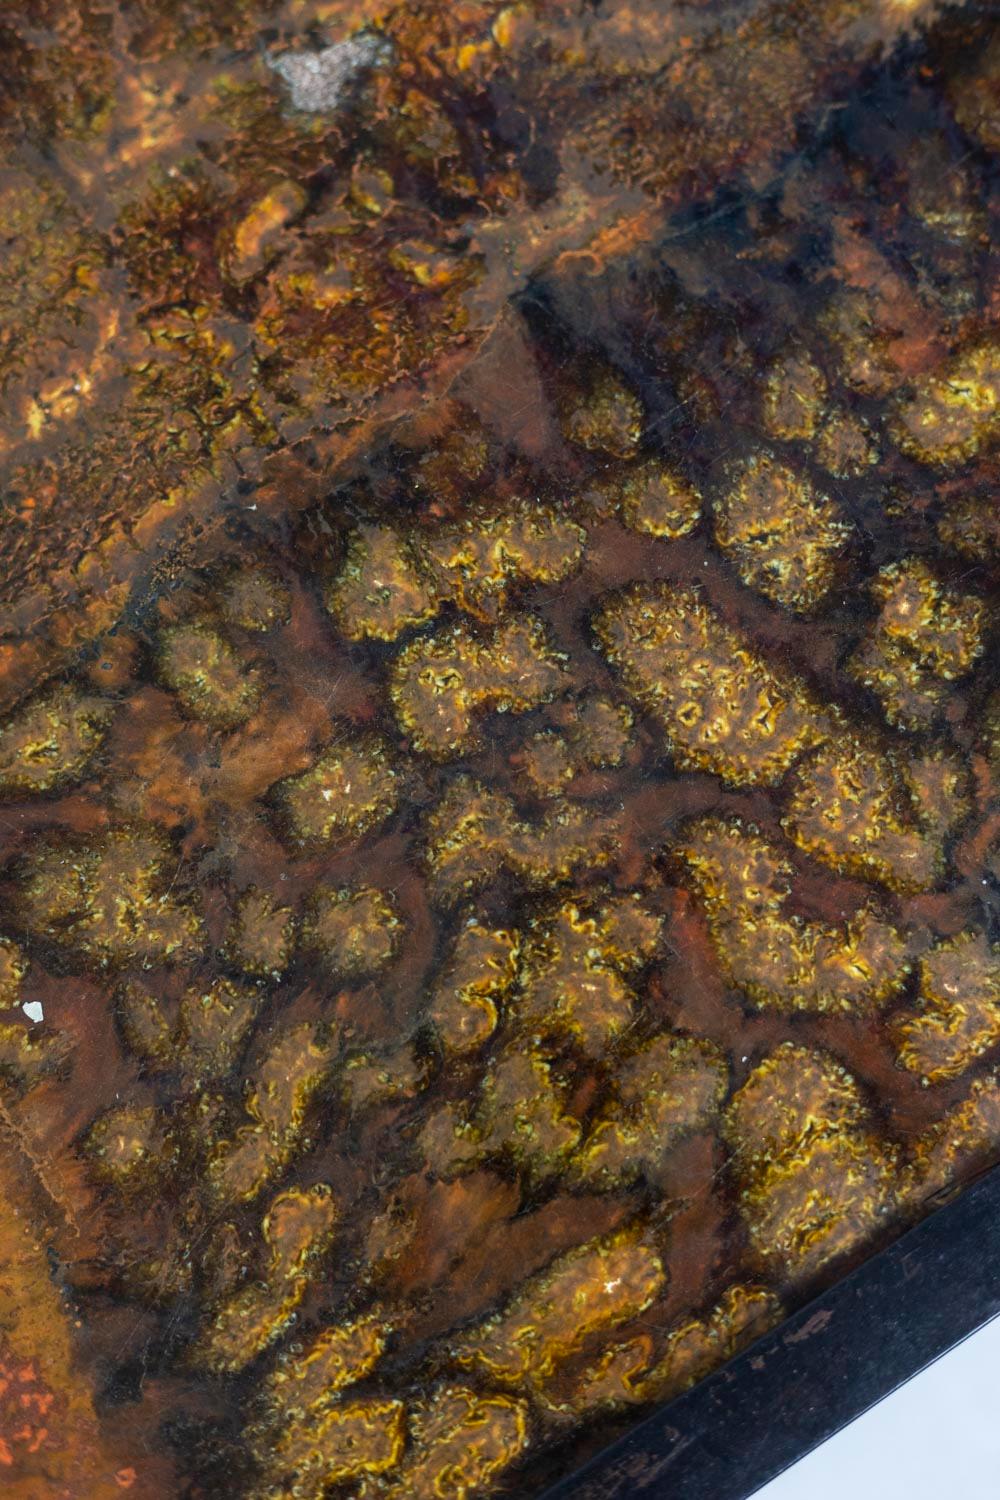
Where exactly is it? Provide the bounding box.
[2,2,1000,1498]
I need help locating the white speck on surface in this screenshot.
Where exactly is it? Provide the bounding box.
[268,33,392,113]
[22,1000,44,1024]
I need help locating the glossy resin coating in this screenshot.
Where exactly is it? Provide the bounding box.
[1,2,1000,1497]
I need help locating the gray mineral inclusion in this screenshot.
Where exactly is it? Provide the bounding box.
[268,32,391,113]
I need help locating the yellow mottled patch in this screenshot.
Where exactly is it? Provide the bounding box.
[596,582,829,784]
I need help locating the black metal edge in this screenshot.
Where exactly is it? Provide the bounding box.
[538,1163,1000,1500]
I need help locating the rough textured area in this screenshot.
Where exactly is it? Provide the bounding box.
[2,1,1000,1496]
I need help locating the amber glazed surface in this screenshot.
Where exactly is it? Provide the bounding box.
[1,1,1000,1495]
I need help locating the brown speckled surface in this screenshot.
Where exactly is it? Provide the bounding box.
[2,2,1000,1496]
